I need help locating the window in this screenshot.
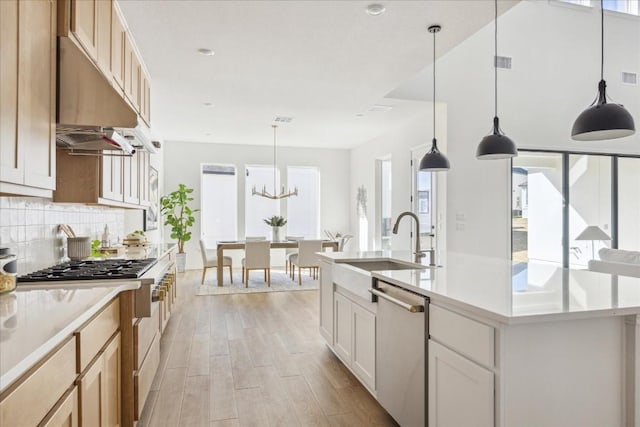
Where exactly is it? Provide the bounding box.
[603,0,639,15]
[618,158,640,251]
[557,0,592,6]
[201,164,237,242]
[245,165,280,238]
[378,159,392,250]
[286,166,320,239]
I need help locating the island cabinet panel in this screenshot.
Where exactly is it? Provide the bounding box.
[76,298,120,373]
[40,386,79,427]
[351,303,376,391]
[334,292,352,364]
[134,333,160,420]
[0,338,77,426]
[319,260,334,344]
[0,0,56,196]
[78,332,121,427]
[428,340,494,427]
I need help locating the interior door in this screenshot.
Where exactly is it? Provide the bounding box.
[411,146,444,260]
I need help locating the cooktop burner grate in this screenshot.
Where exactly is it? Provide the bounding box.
[18,258,157,282]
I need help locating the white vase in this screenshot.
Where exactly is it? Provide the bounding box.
[272,227,280,242]
[176,252,187,272]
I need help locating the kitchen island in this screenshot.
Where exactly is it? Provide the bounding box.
[318,250,640,427]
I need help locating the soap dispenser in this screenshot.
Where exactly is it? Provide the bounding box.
[101,225,111,248]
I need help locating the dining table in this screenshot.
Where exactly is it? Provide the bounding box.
[215,240,339,286]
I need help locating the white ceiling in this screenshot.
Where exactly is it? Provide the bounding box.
[118,0,518,149]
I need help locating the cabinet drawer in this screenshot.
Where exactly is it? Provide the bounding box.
[134,332,160,420]
[134,305,159,370]
[429,305,494,368]
[76,298,120,372]
[0,338,77,426]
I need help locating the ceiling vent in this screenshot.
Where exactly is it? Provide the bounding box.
[274,116,294,123]
[622,72,637,85]
[495,55,512,70]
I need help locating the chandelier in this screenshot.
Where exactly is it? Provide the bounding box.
[252,125,298,200]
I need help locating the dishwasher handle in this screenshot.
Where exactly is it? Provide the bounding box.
[369,288,425,313]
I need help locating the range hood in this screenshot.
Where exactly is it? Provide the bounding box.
[56,37,156,154]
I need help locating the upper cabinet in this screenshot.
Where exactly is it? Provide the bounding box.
[70,0,99,60]
[0,0,56,198]
[110,1,125,90]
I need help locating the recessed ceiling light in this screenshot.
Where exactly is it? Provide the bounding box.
[204,133,212,136]
[274,116,294,123]
[197,48,215,56]
[365,4,386,16]
[368,104,393,112]
[356,113,364,117]
[203,102,214,107]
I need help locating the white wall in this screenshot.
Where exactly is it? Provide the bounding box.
[378,0,640,259]
[163,140,350,270]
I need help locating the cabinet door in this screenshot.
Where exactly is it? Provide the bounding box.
[40,387,79,427]
[333,292,352,364]
[110,3,125,89]
[123,153,139,204]
[123,33,133,102]
[139,151,150,206]
[351,303,375,391]
[428,340,494,427]
[95,0,112,77]
[319,261,333,344]
[71,0,98,60]
[78,354,104,427]
[101,153,124,202]
[103,333,121,427]
[130,54,141,112]
[0,0,21,184]
[19,0,56,190]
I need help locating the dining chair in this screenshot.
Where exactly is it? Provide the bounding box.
[199,239,233,285]
[290,240,323,285]
[285,235,304,274]
[241,240,271,287]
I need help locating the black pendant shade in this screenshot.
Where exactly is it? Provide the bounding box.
[476,0,517,160]
[420,24,450,172]
[571,80,635,141]
[476,116,518,159]
[420,138,451,171]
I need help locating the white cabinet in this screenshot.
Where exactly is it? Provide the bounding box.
[333,292,352,363]
[333,290,376,392]
[319,260,333,344]
[428,340,493,427]
[351,303,375,390]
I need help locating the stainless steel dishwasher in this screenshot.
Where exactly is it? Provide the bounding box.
[370,279,428,427]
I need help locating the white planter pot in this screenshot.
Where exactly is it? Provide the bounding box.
[176,252,187,272]
[272,227,281,242]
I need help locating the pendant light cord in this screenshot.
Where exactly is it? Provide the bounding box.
[494,0,498,118]
[433,29,436,141]
[273,125,277,194]
[600,0,604,81]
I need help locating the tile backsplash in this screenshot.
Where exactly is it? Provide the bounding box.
[0,197,125,274]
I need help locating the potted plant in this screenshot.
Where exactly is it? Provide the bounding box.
[160,184,199,272]
[264,215,287,242]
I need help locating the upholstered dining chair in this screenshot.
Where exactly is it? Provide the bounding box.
[241,240,271,287]
[285,236,304,274]
[290,240,323,285]
[199,239,233,285]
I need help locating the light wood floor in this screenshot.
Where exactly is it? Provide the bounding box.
[139,270,398,427]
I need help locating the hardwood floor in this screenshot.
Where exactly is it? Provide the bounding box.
[139,270,398,427]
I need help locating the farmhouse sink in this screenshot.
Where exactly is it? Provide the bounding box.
[344,260,424,272]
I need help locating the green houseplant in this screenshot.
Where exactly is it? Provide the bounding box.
[161,184,199,271]
[264,215,287,242]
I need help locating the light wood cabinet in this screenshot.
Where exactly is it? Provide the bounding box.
[40,387,79,427]
[140,70,151,125]
[0,0,56,197]
[101,153,124,202]
[139,151,150,206]
[319,261,334,344]
[78,332,121,427]
[123,33,142,112]
[428,340,494,427]
[95,0,112,77]
[110,2,125,90]
[70,0,98,60]
[123,152,140,205]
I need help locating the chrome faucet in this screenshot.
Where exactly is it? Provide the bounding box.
[392,211,435,265]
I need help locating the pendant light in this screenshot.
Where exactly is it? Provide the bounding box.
[420,25,450,172]
[252,125,298,200]
[571,0,635,141]
[476,0,518,160]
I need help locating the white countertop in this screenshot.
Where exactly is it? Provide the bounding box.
[0,282,139,392]
[319,251,640,324]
